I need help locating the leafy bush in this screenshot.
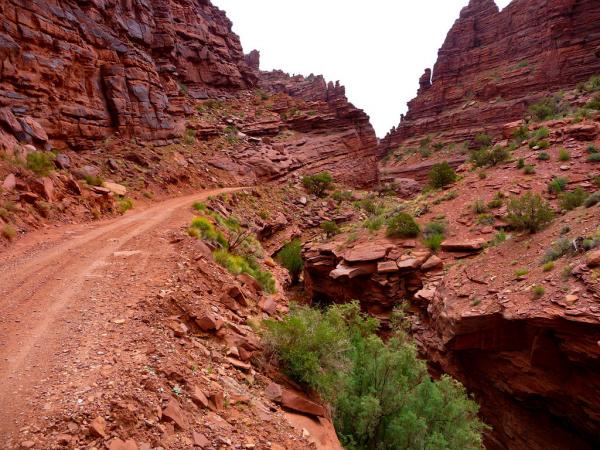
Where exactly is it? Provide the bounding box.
[117,197,134,214]
[548,177,568,194]
[515,268,529,277]
[363,215,385,231]
[303,172,333,197]
[84,174,103,186]
[595,176,600,188]
[423,233,444,252]
[332,190,353,203]
[487,192,504,209]
[584,192,600,207]
[474,133,492,148]
[512,124,530,142]
[276,239,303,285]
[587,93,600,110]
[517,158,525,169]
[559,188,588,210]
[354,198,385,216]
[321,220,340,237]
[537,152,550,161]
[423,220,446,238]
[214,249,275,293]
[387,213,420,238]
[263,303,487,450]
[190,216,228,248]
[541,237,573,263]
[581,75,600,92]
[588,144,598,154]
[470,146,509,167]
[26,151,55,176]
[507,193,554,233]
[472,199,487,214]
[542,261,555,272]
[183,127,196,145]
[529,97,560,121]
[533,127,550,140]
[532,285,545,298]
[558,148,570,161]
[427,161,457,188]
[1,224,16,241]
[523,164,536,174]
[588,153,600,163]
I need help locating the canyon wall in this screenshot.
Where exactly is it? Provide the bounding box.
[0,0,257,149]
[380,0,600,154]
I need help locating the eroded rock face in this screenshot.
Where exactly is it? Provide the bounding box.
[257,71,379,186]
[0,0,257,149]
[380,0,600,154]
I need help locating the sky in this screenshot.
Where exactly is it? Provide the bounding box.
[211,0,512,137]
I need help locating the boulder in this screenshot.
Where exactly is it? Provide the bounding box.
[587,250,600,268]
[162,399,188,430]
[54,153,70,169]
[441,238,486,252]
[343,244,389,263]
[281,388,325,417]
[377,260,399,273]
[330,262,377,279]
[195,313,223,332]
[102,181,127,196]
[421,255,443,270]
[108,439,138,450]
[2,173,16,191]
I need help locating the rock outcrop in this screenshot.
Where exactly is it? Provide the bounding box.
[0,0,257,149]
[380,0,600,155]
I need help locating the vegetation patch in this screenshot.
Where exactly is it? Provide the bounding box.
[302,172,333,197]
[427,161,457,189]
[386,212,420,238]
[507,193,554,233]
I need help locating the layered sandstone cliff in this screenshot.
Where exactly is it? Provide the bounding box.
[380,0,600,155]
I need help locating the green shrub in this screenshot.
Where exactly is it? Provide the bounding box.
[512,125,530,142]
[303,172,333,197]
[487,192,504,209]
[478,171,487,179]
[559,188,588,210]
[542,261,555,272]
[193,202,207,212]
[584,192,600,207]
[472,199,487,214]
[26,151,55,176]
[587,93,600,110]
[529,97,560,121]
[117,197,134,214]
[321,220,340,237]
[387,212,420,238]
[541,237,573,263]
[533,127,550,140]
[190,216,228,248]
[423,233,444,252]
[587,144,598,154]
[183,127,196,145]
[548,177,568,194]
[588,153,600,163]
[214,249,275,293]
[332,190,353,203]
[355,198,385,216]
[363,215,385,231]
[507,193,554,233]
[558,148,570,161]
[515,268,529,277]
[537,152,550,161]
[477,213,495,225]
[427,161,457,188]
[276,239,303,284]
[517,158,525,169]
[489,230,507,246]
[84,174,103,186]
[523,164,536,174]
[582,75,600,92]
[470,146,509,167]
[474,133,492,148]
[532,285,545,298]
[537,140,550,149]
[263,302,487,449]
[595,176,600,188]
[423,220,446,238]
[1,224,16,241]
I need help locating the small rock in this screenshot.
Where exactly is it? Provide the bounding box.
[54,153,70,169]
[89,416,107,438]
[421,255,443,270]
[108,438,139,450]
[162,399,188,430]
[192,431,210,447]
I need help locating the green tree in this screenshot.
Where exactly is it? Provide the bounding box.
[507,193,554,233]
[303,172,334,197]
[277,239,304,285]
[387,213,420,238]
[428,162,457,189]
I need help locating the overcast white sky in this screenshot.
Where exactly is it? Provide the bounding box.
[212,0,512,137]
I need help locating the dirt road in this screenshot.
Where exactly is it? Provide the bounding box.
[0,188,242,439]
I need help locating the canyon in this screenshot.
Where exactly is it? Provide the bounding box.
[0,0,599,449]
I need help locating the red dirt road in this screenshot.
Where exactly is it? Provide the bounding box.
[0,188,242,439]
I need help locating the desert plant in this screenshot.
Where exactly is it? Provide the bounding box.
[302,172,333,197]
[276,239,303,285]
[584,192,600,207]
[84,174,103,186]
[559,188,588,210]
[263,302,487,450]
[558,148,570,161]
[26,151,55,176]
[214,249,275,293]
[548,177,568,194]
[537,152,550,161]
[529,97,560,121]
[190,216,228,248]
[117,197,133,214]
[332,190,353,203]
[587,144,598,154]
[470,146,509,167]
[474,133,492,148]
[541,237,573,263]
[487,192,504,209]
[472,199,487,214]
[507,192,554,233]
[517,158,525,169]
[387,212,420,238]
[321,220,340,238]
[512,124,530,143]
[532,285,545,298]
[515,268,529,277]
[363,215,385,231]
[542,261,555,272]
[523,164,536,174]
[588,153,600,163]
[1,224,16,241]
[427,161,457,188]
[423,233,444,252]
[183,127,196,145]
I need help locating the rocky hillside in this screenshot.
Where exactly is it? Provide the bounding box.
[380,0,600,156]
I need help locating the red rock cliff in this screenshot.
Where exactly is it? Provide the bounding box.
[380,0,600,154]
[0,0,257,149]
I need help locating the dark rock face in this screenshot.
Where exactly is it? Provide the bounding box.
[257,71,379,186]
[0,0,257,149]
[380,0,600,154]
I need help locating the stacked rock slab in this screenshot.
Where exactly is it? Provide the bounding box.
[380,0,600,155]
[0,0,257,149]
